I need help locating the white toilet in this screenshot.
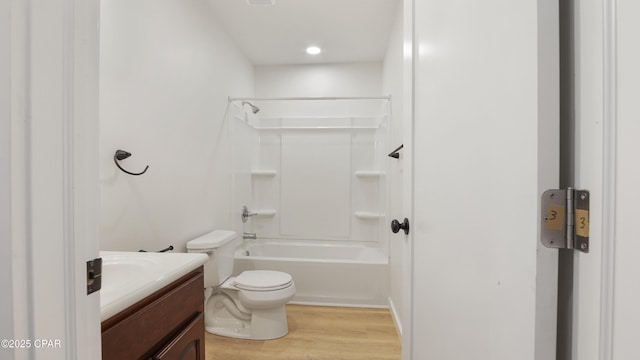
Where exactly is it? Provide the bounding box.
[187,230,296,340]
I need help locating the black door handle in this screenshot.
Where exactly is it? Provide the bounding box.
[391,218,410,235]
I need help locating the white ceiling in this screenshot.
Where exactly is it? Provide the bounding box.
[207,0,401,65]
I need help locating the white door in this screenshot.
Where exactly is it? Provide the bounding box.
[406,0,560,358]
[573,0,640,359]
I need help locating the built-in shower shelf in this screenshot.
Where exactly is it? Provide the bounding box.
[354,211,385,220]
[251,170,278,177]
[354,171,385,178]
[253,209,277,217]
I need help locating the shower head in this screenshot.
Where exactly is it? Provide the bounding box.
[241,101,260,114]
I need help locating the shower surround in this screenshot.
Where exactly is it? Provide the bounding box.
[229,95,390,307]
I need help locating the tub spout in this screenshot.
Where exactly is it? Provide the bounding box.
[243,232,257,240]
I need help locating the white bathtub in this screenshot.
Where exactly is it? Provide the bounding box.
[233,241,389,308]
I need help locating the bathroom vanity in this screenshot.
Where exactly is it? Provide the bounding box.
[99,251,209,359]
[101,267,205,359]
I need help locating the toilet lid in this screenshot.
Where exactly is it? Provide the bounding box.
[233,270,293,291]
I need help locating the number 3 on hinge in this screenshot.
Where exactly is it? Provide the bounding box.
[575,209,589,237]
[545,204,565,231]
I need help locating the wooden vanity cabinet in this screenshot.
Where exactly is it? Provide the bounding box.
[101,267,205,360]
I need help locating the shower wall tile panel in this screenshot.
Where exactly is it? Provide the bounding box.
[351,130,378,242]
[280,131,352,239]
[248,63,387,243]
[251,132,281,237]
[231,114,259,234]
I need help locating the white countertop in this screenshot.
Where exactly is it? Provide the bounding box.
[99,251,208,321]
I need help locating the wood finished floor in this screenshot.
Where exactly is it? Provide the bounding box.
[205,305,401,360]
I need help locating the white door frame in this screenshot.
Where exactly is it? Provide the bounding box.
[572,0,616,359]
[400,0,414,358]
[0,0,17,354]
[598,0,616,357]
[2,0,101,359]
[64,0,102,358]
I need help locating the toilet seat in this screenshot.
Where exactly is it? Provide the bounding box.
[226,270,293,291]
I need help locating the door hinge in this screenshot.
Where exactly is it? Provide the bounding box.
[87,257,102,295]
[540,188,590,253]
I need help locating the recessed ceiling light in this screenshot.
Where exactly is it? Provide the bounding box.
[246,0,276,6]
[306,46,322,55]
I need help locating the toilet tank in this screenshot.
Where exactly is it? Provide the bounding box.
[186,230,238,287]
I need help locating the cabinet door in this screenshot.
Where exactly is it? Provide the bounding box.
[153,313,205,360]
[101,271,204,360]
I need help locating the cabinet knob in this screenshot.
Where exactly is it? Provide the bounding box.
[391,218,410,235]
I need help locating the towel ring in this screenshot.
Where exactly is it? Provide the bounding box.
[114,149,149,176]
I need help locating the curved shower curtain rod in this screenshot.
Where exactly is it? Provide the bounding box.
[228,95,391,102]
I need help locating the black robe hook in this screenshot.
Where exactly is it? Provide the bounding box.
[114,149,149,176]
[388,144,403,159]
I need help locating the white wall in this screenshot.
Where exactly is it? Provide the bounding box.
[99,0,255,252]
[382,4,405,334]
[256,63,382,97]
[255,63,386,120]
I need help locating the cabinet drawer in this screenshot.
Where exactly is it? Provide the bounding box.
[153,313,205,360]
[102,269,204,360]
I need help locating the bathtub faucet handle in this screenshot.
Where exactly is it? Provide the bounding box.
[243,232,257,240]
[241,206,258,223]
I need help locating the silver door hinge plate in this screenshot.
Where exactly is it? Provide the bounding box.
[540,188,589,253]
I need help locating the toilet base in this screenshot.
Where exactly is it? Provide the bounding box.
[206,324,252,339]
[249,306,289,340]
[206,306,289,340]
[204,280,295,340]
